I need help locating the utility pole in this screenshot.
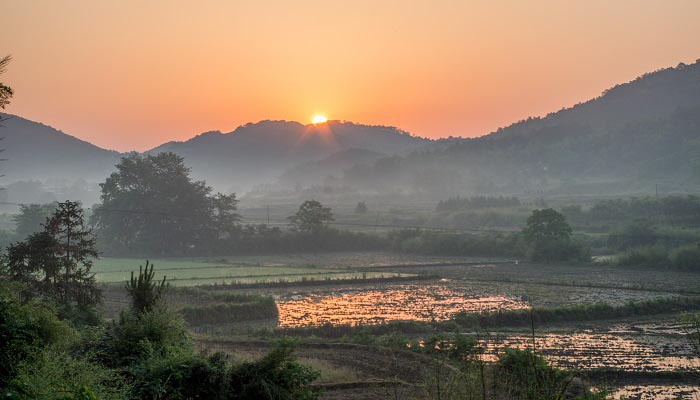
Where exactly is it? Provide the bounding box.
[374,211,380,233]
[266,205,270,225]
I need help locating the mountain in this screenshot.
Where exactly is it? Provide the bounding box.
[277,148,388,187]
[0,113,121,183]
[148,120,430,192]
[339,60,700,196]
[2,59,699,201]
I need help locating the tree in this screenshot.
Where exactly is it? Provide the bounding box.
[0,55,12,111]
[288,200,334,234]
[5,201,101,322]
[91,153,240,255]
[125,260,168,313]
[0,54,13,128]
[522,208,587,262]
[354,201,368,214]
[13,203,56,239]
[522,208,572,243]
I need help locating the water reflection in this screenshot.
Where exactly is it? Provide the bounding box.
[480,333,699,371]
[276,284,528,327]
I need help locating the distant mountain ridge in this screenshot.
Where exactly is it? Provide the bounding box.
[147,120,431,192]
[0,113,120,182]
[339,60,700,196]
[2,59,699,200]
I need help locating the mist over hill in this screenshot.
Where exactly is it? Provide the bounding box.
[148,120,430,192]
[2,59,699,203]
[333,60,700,197]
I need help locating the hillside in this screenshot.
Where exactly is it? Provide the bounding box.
[338,60,700,196]
[0,113,120,183]
[149,120,430,192]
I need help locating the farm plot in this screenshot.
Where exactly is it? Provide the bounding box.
[276,284,529,327]
[94,257,404,286]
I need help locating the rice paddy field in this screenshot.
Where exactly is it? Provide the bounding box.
[99,252,700,399]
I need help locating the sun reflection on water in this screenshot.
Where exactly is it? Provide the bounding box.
[276,285,529,328]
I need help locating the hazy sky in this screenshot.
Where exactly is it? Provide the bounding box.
[4,0,700,151]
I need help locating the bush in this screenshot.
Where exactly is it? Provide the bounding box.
[130,348,228,400]
[527,238,590,263]
[228,339,320,400]
[670,245,700,271]
[613,246,669,267]
[5,348,127,400]
[0,287,76,386]
[100,306,191,367]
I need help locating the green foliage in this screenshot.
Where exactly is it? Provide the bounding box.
[12,203,56,239]
[670,245,700,271]
[91,153,240,256]
[125,260,168,313]
[228,339,320,400]
[4,349,128,400]
[493,348,575,400]
[130,348,228,400]
[354,201,368,214]
[0,287,76,387]
[100,306,192,367]
[523,209,572,243]
[607,220,658,250]
[522,209,588,262]
[613,246,669,267]
[288,200,334,234]
[4,201,101,324]
[387,229,525,258]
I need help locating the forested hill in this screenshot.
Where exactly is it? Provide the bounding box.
[148,120,430,192]
[342,60,700,196]
[0,113,120,182]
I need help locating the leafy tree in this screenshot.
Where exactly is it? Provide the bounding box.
[354,201,368,214]
[12,203,56,239]
[522,209,572,243]
[288,200,334,234]
[5,201,100,322]
[522,209,587,262]
[91,153,240,255]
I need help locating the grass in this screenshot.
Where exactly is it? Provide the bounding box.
[93,257,406,286]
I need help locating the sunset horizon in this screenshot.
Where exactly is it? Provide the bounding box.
[3,3,700,398]
[5,0,700,151]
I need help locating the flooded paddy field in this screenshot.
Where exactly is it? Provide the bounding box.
[276,284,529,327]
[479,332,698,371]
[369,261,700,294]
[99,252,700,399]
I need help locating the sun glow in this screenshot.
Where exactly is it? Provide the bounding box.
[312,115,328,124]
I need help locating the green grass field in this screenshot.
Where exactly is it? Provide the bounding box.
[93,256,407,286]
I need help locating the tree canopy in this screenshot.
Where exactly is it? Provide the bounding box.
[522,208,572,243]
[288,200,334,234]
[91,153,239,255]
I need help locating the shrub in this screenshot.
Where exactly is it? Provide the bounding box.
[0,288,76,386]
[130,348,228,400]
[228,339,320,400]
[4,349,127,400]
[100,306,191,367]
[670,245,700,271]
[613,246,669,267]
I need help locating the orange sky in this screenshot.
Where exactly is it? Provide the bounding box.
[4,0,700,152]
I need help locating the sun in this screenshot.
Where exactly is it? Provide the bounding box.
[312,115,327,124]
